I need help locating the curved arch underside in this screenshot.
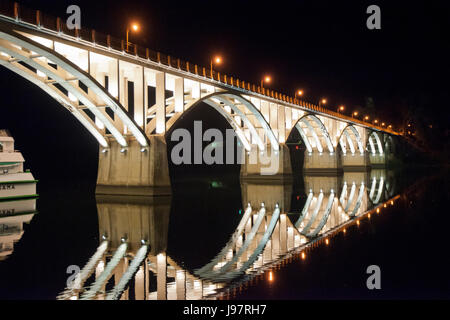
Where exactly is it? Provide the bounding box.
[0,28,148,148]
[339,125,364,155]
[367,131,384,155]
[147,91,280,151]
[292,114,334,153]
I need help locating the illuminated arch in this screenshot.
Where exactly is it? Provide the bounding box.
[339,181,365,217]
[338,125,364,155]
[148,91,280,152]
[290,114,334,153]
[0,28,149,148]
[384,135,395,154]
[367,131,384,155]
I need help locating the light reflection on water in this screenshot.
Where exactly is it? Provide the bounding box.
[39,168,401,300]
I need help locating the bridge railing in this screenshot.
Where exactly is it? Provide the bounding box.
[0,1,398,135]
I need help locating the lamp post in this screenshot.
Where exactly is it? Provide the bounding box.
[337,105,344,114]
[352,111,358,118]
[210,56,222,79]
[261,75,271,88]
[319,98,327,108]
[295,90,303,100]
[126,23,139,52]
[364,115,369,122]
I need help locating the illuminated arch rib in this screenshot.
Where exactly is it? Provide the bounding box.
[292,114,334,153]
[0,28,148,147]
[339,182,365,217]
[151,91,280,151]
[367,131,384,155]
[338,125,364,155]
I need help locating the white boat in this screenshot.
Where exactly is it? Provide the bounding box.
[0,129,38,201]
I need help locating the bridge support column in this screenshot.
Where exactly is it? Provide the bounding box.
[369,154,386,168]
[303,152,341,175]
[240,144,292,181]
[96,135,171,196]
[341,152,370,171]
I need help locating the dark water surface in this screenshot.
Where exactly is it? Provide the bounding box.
[0,167,448,300]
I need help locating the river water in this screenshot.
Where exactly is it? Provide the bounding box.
[0,167,448,300]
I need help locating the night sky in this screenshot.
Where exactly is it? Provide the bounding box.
[0,0,449,182]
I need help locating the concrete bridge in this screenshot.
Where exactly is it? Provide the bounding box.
[0,3,399,196]
[57,170,397,300]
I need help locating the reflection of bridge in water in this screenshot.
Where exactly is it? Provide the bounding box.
[0,198,37,261]
[58,169,398,300]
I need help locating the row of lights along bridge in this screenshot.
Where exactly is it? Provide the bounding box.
[126,22,392,130]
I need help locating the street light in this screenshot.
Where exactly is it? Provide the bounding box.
[364,115,369,121]
[352,111,358,118]
[261,75,271,88]
[210,56,222,79]
[337,105,344,113]
[374,119,379,125]
[295,90,303,99]
[126,23,139,51]
[319,99,327,108]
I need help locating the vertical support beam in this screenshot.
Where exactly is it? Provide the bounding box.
[155,72,166,134]
[278,105,286,143]
[285,106,292,139]
[191,80,200,100]
[157,253,167,300]
[176,270,186,300]
[96,258,106,294]
[263,239,272,262]
[135,265,145,300]
[134,66,144,127]
[261,100,270,123]
[116,257,129,300]
[144,258,150,300]
[279,213,287,254]
[143,68,148,132]
[287,226,294,250]
[272,219,280,255]
[269,103,278,140]
[174,77,184,112]
[194,279,203,299]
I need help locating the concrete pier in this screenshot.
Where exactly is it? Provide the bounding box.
[96,135,171,196]
[303,152,342,174]
[240,144,293,181]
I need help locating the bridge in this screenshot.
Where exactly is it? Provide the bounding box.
[0,2,400,196]
[56,170,398,300]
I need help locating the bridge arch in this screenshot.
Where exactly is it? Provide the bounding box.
[384,135,395,154]
[0,27,148,148]
[150,91,280,152]
[290,114,334,153]
[367,131,384,155]
[338,125,364,155]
